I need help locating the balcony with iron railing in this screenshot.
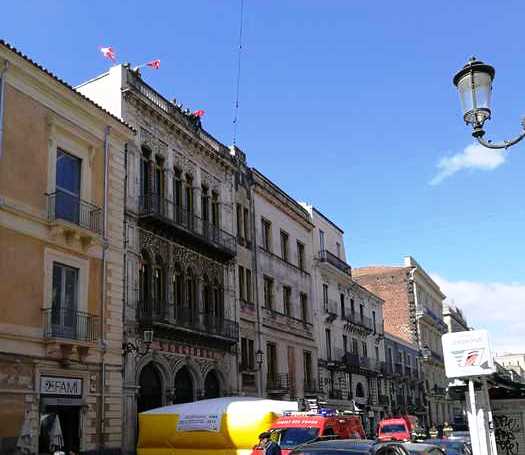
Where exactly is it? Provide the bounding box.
[47,190,102,239]
[319,250,352,277]
[416,306,449,333]
[267,373,290,393]
[138,194,236,260]
[137,301,239,344]
[344,311,373,333]
[43,308,100,343]
[262,307,314,339]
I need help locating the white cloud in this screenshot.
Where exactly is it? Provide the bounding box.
[431,274,525,354]
[430,144,507,185]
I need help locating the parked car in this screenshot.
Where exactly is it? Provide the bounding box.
[290,439,445,455]
[423,439,472,455]
[447,432,471,444]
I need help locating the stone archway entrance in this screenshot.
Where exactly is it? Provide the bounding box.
[204,370,221,399]
[138,363,163,413]
[174,366,194,404]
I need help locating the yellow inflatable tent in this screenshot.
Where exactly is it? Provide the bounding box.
[137,396,298,455]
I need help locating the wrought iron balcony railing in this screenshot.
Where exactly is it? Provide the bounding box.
[43,308,100,342]
[267,373,290,392]
[47,190,102,235]
[319,250,352,276]
[138,193,236,258]
[344,312,373,332]
[137,301,239,342]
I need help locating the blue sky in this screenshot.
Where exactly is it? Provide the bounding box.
[3,1,524,351]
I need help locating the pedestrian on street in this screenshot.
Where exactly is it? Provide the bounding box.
[259,432,281,455]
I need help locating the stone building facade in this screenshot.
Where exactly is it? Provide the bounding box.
[0,41,133,454]
[353,256,451,427]
[78,65,239,454]
[383,333,426,418]
[301,205,387,435]
[249,170,318,402]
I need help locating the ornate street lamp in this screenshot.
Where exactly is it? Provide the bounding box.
[123,329,154,356]
[453,57,525,149]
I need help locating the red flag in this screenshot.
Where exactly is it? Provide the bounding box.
[193,110,205,118]
[147,59,161,70]
[100,46,116,62]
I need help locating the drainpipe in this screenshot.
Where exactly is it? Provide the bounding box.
[0,60,9,161]
[100,125,111,449]
[249,175,263,397]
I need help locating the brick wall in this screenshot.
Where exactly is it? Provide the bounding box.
[353,267,416,345]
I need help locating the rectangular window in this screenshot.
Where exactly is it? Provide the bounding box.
[336,242,341,258]
[211,191,220,228]
[185,174,193,214]
[297,241,305,271]
[350,299,355,317]
[173,168,183,210]
[352,338,359,356]
[283,286,292,316]
[238,266,245,301]
[303,351,313,386]
[362,342,368,358]
[343,335,348,354]
[359,304,364,322]
[201,186,210,222]
[246,268,252,303]
[325,328,332,360]
[262,218,272,251]
[340,294,345,319]
[55,149,82,225]
[267,343,277,381]
[236,203,243,239]
[242,338,255,370]
[323,284,329,309]
[243,207,250,243]
[372,310,377,334]
[300,293,308,322]
[264,276,274,310]
[280,230,289,262]
[388,347,393,367]
[51,262,79,338]
[375,346,380,361]
[319,230,325,251]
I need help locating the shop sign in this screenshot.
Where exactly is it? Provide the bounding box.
[40,376,83,397]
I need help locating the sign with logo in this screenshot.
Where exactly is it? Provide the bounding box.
[176,414,221,432]
[40,376,83,397]
[442,330,496,378]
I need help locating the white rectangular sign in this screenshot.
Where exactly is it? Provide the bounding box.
[442,329,496,378]
[176,414,221,432]
[40,376,83,396]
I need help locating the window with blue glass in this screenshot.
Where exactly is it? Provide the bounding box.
[55,149,81,224]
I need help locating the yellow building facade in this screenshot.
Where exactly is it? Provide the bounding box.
[0,41,134,454]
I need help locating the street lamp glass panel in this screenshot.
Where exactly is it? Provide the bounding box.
[457,71,493,125]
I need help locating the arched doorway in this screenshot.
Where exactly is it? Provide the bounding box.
[138,363,163,413]
[204,370,221,399]
[174,366,194,404]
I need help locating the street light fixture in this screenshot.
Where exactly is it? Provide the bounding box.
[123,329,154,356]
[256,349,264,369]
[453,57,525,149]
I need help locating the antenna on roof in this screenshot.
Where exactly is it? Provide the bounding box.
[232,0,245,146]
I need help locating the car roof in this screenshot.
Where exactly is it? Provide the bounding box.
[294,439,376,450]
[375,442,441,452]
[424,439,466,445]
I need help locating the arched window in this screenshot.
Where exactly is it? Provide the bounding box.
[140,147,152,199]
[202,274,212,316]
[173,264,184,320]
[213,279,224,320]
[139,251,152,316]
[173,168,183,222]
[186,268,196,316]
[153,255,164,317]
[355,382,365,398]
[204,370,221,399]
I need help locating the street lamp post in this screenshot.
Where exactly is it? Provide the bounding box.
[123,329,154,356]
[256,349,264,397]
[453,57,525,149]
